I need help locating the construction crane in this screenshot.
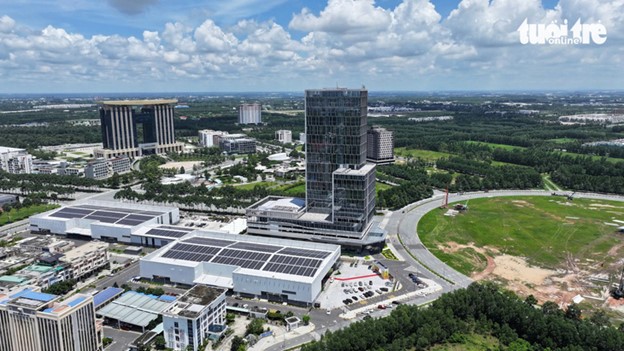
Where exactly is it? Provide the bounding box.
[611,265,624,299]
[440,186,449,209]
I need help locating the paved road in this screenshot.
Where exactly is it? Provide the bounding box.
[394,189,624,287]
[103,327,141,351]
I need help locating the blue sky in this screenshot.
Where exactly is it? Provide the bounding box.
[0,0,621,93]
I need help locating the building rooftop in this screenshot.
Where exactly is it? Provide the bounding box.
[97,291,173,328]
[256,197,305,213]
[0,146,26,153]
[62,242,109,261]
[333,163,376,176]
[98,99,178,106]
[142,230,340,283]
[164,285,226,319]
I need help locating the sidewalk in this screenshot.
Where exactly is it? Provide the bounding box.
[248,323,316,351]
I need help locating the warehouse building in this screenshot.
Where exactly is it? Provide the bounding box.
[29,201,179,242]
[140,230,340,305]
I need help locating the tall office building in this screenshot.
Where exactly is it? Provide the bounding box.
[0,290,102,351]
[247,88,384,250]
[95,99,184,159]
[239,103,262,124]
[366,126,395,164]
[275,129,292,144]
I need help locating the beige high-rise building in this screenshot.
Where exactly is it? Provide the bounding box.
[239,103,262,124]
[0,290,102,351]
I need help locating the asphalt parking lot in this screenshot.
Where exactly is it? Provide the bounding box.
[317,260,396,309]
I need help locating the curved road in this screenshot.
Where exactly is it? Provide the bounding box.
[393,189,624,287]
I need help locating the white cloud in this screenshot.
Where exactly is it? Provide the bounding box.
[0,0,621,92]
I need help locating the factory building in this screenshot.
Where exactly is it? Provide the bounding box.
[140,230,340,305]
[29,201,179,242]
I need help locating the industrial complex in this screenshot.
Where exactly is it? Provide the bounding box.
[140,230,340,305]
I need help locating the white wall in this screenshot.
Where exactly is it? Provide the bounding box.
[140,260,198,285]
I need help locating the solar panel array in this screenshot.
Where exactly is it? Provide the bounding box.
[277,247,332,259]
[48,205,164,226]
[161,243,221,262]
[146,228,190,239]
[211,249,270,270]
[262,254,322,277]
[161,235,334,278]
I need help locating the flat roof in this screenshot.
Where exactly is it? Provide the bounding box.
[256,197,305,212]
[163,285,225,318]
[333,163,376,176]
[143,230,340,282]
[98,99,177,106]
[32,201,174,227]
[132,225,197,239]
[62,242,109,260]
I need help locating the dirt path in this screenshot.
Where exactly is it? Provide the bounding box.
[472,255,496,281]
[608,242,624,256]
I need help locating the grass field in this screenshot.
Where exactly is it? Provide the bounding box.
[0,204,59,226]
[465,141,526,151]
[394,147,453,161]
[419,196,624,275]
[549,138,576,144]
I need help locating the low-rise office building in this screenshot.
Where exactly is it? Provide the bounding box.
[162,285,227,351]
[85,156,131,179]
[275,130,292,144]
[0,146,32,174]
[219,134,256,154]
[60,242,109,280]
[198,130,228,148]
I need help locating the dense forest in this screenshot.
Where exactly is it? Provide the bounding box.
[302,283,624,351]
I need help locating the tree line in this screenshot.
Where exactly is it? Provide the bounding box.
[302,283,624,351]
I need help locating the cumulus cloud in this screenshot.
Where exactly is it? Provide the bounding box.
[0,0,621,92]
[108,0,159,15]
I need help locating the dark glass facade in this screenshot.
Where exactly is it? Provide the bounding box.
[305,89,368,213]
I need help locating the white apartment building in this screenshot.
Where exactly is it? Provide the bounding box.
[85,156,131,179]
[275,130,292,144]
[0,290,102,351]
[0,147,33,174]
[60,242,109,280]
[162,285,227,351]
[198,130,229,148]
[239,103,262,124]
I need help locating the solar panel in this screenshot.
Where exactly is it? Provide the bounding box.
[182,237,235,247]
[91,211,126,219]
[145,228,187,238]
[102,207,138,214]
[263,262,318,277]
[84,215,119,223]
[159,226,194,232]
[74,205,107,210]
[124,214,154,221]
[230,242,282,253]
[116,219,147,226]
[278,247,332,259]
[56,208,93,215]
[50,212,83,219]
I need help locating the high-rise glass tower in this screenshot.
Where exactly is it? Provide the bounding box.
[246,88,384,249]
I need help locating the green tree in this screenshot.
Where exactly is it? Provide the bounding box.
[245,318,265,336]
[231,336,246,351]
[154,335,166,350]
[302,315,310,326]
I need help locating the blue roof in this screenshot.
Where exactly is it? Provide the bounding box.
[158,295,176,302]
[22,291,57,302]
[43,308,54,313]
[93,287,124,308]
[67,296,86,307]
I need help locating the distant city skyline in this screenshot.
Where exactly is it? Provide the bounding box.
[0,0,621,93]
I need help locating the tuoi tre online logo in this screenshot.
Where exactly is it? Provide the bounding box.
[517,18,607,45]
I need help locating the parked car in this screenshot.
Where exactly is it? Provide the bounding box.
[380,287,389,292]
[352,296,359,301]
[377,304,386,310]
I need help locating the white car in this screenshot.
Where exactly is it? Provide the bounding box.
[326,308,331,315]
